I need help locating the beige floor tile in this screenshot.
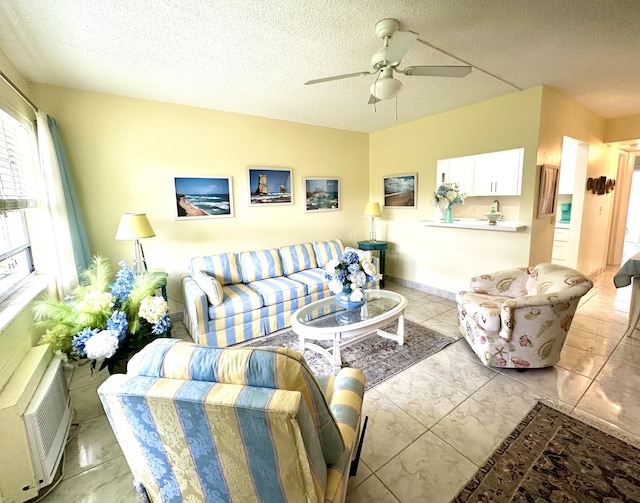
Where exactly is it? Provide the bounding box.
[595,360,640,398]
[496,365,593,406]
[64,414,123,478]
[557,344,608,378]
[570,314,627,338]
[608,337,640,370]
[345,474,400,503]
[39,455,138,503]
[359,389,427,471]
[564,328,620,357]
[577,381,640,437]
[70,385,107,423]
[420,317,461,339]
[415,345,499,396]
[430,397,518,466]
[377,431,477,503]
[470,373,541,423]
[375,364,469,428]
[346,460,372,494]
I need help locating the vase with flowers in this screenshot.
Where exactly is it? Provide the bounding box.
[430,182,466,223]
[34,256,171,373]
[324,249,382,310]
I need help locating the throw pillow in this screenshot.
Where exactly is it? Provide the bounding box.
[193,270,224,306]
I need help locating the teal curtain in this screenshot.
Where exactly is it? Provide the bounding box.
[46,115,92,275]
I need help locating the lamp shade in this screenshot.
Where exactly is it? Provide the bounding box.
[363,202,382,217]
[370,76,403,101]
[115,213,155,240]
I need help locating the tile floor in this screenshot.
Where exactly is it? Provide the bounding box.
[33,267,640,503]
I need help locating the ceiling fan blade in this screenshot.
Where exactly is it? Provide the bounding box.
[402,65,472,77]
[385,30,418,63]
[368,95,381,105]
[304,71,372,85]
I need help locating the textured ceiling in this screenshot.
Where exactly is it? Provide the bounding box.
[0,0,638,133]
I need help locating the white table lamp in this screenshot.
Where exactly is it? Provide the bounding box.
[363,202,382,242]
[115,213,155,277]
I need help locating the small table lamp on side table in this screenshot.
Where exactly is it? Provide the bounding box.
[358,240,388,288]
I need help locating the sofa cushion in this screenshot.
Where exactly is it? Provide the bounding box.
[191,253,242,286]
[279,243,318,275]
[239,249,283,283]
[247,276,307,306]
[313,239,345,267]
[209,283,264,320]
[192,269,224,306]
[128,339,347,465]
[287,268,329,296]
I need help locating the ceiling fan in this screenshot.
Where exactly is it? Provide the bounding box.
[304,18,472,104]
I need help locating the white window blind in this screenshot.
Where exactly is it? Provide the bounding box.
[0,108,38,210]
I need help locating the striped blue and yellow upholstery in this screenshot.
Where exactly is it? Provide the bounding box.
[190,253,243,286]
[279,243,318,275]
[287,268,329,296]
[312,239,345,267]
[247,276,306,306]
[239,248,283,283]
[98,339,365,503]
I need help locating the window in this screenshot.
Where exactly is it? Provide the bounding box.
[0,107,38,302]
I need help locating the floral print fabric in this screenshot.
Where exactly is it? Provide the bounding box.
[456,263,593,368]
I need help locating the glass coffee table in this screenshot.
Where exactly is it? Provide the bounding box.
[290,289,407,374]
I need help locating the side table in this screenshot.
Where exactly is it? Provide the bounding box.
[358,240,388,288]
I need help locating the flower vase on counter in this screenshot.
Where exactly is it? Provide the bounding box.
[444,206,454,223]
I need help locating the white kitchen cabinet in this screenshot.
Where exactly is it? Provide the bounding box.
[552,227,570,265]
[472,148,523,196]
[436,156,474,194]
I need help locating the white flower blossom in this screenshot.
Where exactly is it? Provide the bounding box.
[328,279,344,294]
[349,288,364,302]
[349,271,367,288]
[362,259,376,277]
[139,296,169,324]
[84,330,120,360]
[325,259,340,276]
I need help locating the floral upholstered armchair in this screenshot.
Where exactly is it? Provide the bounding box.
[456,263,593,369]
[98,339,365,503]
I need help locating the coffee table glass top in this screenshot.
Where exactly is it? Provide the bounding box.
[294,289,403,330]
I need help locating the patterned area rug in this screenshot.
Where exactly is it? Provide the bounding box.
[453,402,640,502]
[245,319,457,389]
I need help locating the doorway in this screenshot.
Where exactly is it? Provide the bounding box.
[622,155,640,261]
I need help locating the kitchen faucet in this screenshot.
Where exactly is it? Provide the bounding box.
[492,199,500,213]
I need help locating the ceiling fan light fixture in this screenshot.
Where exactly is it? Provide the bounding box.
[370,77,403,100]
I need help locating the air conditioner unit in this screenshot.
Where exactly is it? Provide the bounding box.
[24,357,71,489]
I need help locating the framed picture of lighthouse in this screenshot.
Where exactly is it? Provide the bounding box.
[247,167,294,206]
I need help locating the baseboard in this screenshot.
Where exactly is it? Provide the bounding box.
[385,276,456,301]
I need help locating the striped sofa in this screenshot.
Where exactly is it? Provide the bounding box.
[98,338,365,503]
[182,239,379,346]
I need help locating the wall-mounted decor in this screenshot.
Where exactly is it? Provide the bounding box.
[537,164,559,218]
[248,167,293,206]
[587,176,615,194]
[303,177,340,212]
[383,173,417,208]
[173,176,234,220]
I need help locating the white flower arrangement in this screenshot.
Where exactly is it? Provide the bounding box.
[430,182,466,211]
[324,249,382,302]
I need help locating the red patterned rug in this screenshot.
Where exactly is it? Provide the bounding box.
[453,402,640,502]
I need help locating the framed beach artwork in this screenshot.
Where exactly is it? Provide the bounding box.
[383,173,417,208]
[248,167,293,206]
[304,177,340,212]
[173,176,234,220]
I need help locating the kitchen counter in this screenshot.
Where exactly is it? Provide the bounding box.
[419,218,527,232]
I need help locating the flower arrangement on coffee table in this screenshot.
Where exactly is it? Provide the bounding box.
[34,256,171,373]
[324,249,382,306]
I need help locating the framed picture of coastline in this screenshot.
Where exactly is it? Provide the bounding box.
[383,173,417,208]
[248,167,293,206]
[304,177,340,212]
[173,176,234,220]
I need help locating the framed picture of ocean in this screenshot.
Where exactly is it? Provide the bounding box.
[304,178,340,212]
[383,173,417,208]
[173,176,234,220]
[248,167,293,206]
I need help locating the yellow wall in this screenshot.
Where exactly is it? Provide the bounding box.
[32,85,370,314]
[369,87,544,294]
[604,113,640,144]
[537,87,618,276]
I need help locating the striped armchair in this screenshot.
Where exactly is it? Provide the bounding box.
[98,339,365,503]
